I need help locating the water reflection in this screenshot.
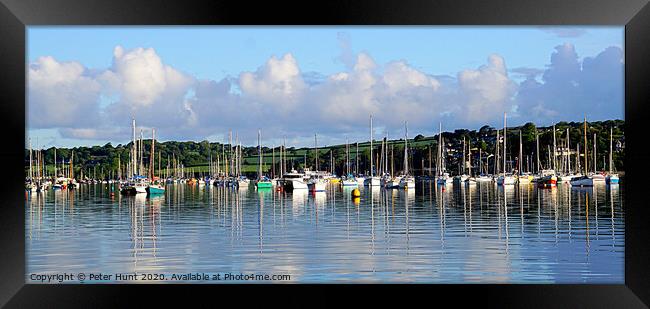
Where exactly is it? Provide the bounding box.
[26,181,624,283]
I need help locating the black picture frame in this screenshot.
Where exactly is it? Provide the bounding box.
[1,0,649,307]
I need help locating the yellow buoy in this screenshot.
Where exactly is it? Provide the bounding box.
[351,188,361,198]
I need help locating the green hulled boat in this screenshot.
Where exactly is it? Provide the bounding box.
[256,178,273,188]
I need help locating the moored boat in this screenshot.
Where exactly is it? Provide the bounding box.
[146,183,165,194]
[399,175,415,189]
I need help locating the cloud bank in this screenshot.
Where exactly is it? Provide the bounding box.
[28,42,623,146]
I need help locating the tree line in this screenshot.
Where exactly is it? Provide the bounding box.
[26,120,624,179]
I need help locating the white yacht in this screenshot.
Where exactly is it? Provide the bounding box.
[398,175,415,189]
[281,171,308,190]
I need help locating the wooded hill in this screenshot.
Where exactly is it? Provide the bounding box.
[26,120,624,179]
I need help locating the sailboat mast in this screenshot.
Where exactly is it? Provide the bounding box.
[314,134,318,171]
[428,145,432,177]
[519,130,523,176]
[583,116,588,175]
[566,128,571,175]
[345,138,350,177]
[139,129,144,176]
[132,119,136,178]
[593,133,597,174]
[404,121,408,175]
[258,129,262,179]
[355,142,359,175]
[468,138,472,176]
[609,127,613,173]
[391,144,394,177]
[150,128,155,179]
[28,138,33,180]
[53,147,57,178]
[438,122,442,176]
[552,124,557,171]
[503,112,507,176]
[461,137,465,175]
[495,129,500,175]
[536,131,540,174]
[370,115,374,177]
[70,151,74,179]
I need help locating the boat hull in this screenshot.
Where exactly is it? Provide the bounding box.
[497,176,516,185]
[399,178,415,189]
[283,179,308,190]
[256,181,273,189]
[364,177,381,187]
[606,175,619,184]
[146,185,165,194]
[308,181,327,192]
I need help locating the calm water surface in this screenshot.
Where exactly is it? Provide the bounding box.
[26,182,624,283]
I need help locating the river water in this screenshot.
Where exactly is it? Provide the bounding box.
[25,181,624,283]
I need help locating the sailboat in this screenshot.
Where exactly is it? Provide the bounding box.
[571,117,598,187]
[516,130,533,185]
[146,128,166,195]
[121,119,148,195]
[454,137,470,184]
[538,125,558,187]
[384,142,401,189]
[235,138,250,189]
[256,129,273,189]
[557,128,580,183]
[436,123,453,185]
[342,138,358,187]
[354,142,366,185]
[497,112,516,185]
[476,148,492,182]
[464,138,477,185]
[399,121,415,190]
[606,127,619,184]
[364,115,381,186]
[307,134,327,192]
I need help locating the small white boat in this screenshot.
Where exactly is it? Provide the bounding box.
[557,174,580,183]
[476,175,492,183]
[364,176,381,187]
[237,177,250,188]
[384,176,402,189]
[341,178,358,187]
[399,176,415,189]
[307,176,327,192]
[497,175,516,185]
[307,181,326,192]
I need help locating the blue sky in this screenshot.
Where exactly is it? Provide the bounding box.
[27,26,624,148]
